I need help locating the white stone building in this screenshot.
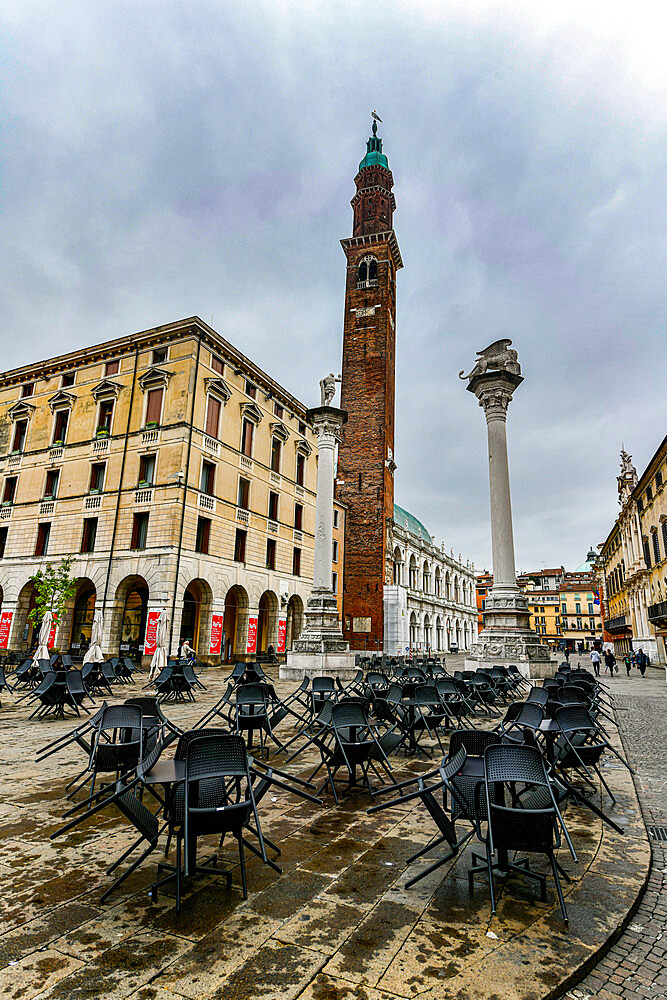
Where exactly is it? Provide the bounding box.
[384,504,477,655]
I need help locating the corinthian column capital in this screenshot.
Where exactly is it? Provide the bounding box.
[307,405,348,448]
[466,370,523,423]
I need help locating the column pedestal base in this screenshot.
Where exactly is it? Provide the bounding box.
[280,588,357,680]
[465,630,558,679]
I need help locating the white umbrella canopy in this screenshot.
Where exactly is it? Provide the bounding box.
[32,610,53,666]
[148,610,169,682]
[82,609,104,664]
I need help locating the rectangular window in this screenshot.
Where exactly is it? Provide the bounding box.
[333,508,339,529]
[138,454,156,486]
[294,503,303,530]
[35,522,51,557]
[234,528,247,563]
[105,360,120,376]
[3,477,17,504]
[575,603,581,614]
[44,469,60,498]
[98,399,114,433]
[205,395,221,438]
[332,571,338,594]
[298,421,306,435]
[241,418,254,457]
[80,518,98,554]
[646,486,653,502]
[652,532,660,564]
[296,453,305,486]
[12,420,27,453]
[237,477,250,509]
[152,348,167,365]
[53,409,69,444]
[131,512,149,550]
[657,470,663,489]
[21,383,34,398]
[200,460,216,495]
[274,402,283,419]
[332,539,338,563]
[266,537,276,570]
[89,462,106,492]
[195,516,211,554]
[211,354,224,375]
[292,547,301,576]
[268,491,279,521]
[271,437,282,472]
[643,539,651,568]
[245,381,256,399]
[145,388,163,425]
[561,604,566,614]
[61,372,75,387]
[0,526,7,559]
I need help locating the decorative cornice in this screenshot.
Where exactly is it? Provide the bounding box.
[7,401,35,421]
[91,379,122,401]
[270,421,290,442]
[341,230,403,270]
[295,439,313,457]
[48,390,76,412]
[240,400,262,424]
[138,366,172,391]
[204,377,231,402]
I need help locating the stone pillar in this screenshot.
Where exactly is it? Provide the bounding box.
[462,349,555,678]
[281,405,356,680]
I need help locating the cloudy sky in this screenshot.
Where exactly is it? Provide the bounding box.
[2,0,665,572]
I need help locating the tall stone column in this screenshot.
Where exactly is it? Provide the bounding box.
[461,342,554,677]
[281,402,356,680]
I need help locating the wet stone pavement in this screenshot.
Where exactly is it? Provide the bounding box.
[0,659,656,1000]
[562,667,667,1000]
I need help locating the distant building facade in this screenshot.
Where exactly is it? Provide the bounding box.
[0,318,344,662]
[598,441,667,665]
[475,571,494,633]
[385,505,476,654]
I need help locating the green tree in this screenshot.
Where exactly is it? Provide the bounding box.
[28,556,78,638]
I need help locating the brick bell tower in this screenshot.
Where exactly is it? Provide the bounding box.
[338,117,403,651]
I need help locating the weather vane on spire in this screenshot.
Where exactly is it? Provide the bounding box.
[371,109,382,135]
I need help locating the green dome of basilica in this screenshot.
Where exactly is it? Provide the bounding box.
[359,120,389,172]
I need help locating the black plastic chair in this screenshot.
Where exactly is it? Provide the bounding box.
[470,743,575,922]
[312,700,393,803]
[235,683,281,756]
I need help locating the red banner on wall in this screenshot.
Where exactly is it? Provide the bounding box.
[0,611,12,649]
[246,615,258,655]
[277,616,287,654]
[209,613,224,656]
[48,616,58,648]
[144,609,161,655]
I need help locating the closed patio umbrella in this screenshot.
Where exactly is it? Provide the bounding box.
[148,610,169,682]
[32,610,53,666]
[82,610,104,664]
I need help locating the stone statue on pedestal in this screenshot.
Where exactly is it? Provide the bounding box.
[459,339,521,381]
[319,373,342,407]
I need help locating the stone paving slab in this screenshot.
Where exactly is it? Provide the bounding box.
[0,663,652,1000]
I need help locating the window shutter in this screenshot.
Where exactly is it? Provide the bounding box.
[206,396,221,438]
[146,388,163,424]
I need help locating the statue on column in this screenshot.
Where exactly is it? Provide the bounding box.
[458,339,521,381]
[319,373,342,407]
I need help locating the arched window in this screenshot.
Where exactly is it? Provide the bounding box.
[409,555,418,590]
[358,255,378,287]
[445,572,451,600]
[434,568,441,597]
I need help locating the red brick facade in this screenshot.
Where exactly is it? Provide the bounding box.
[338,127,403,651]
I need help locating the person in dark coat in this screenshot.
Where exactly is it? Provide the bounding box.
[604,649,616,675]
[636,648,648,676]
[623,652,632,676]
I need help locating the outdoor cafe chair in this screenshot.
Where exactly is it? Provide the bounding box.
[495,701,545,745]
[65,670,93,715]
[152,733,258,909]
[335,669,366,700]
[311,676,337,715]
[470,743,576,922]
[310,700,393,804]
[467,674,501,716]
[194,682,236,730]
[526,686,549,706]
[412,684,450,753]
[80,704,144,808]
[182,662,206,691]
[27,672,67,720]
[235,683,280,757]
[436,678,475,729]
[552,705,633,804]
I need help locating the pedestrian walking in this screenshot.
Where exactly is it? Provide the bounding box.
[636,648,648,676]
[590,648,601,677]
[623,652,632,676]
[604,649,616,676]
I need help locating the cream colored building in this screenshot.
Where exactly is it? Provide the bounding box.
[598,444,666,665]
[0,317,344,662]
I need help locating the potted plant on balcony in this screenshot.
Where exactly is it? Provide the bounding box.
[88,488,101,495]
[95,427,110,438]
[137,480,151,488]
[52,440,64,447]
[144,421,158,429]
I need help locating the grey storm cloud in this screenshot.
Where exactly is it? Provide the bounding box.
[1,0,665,571]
